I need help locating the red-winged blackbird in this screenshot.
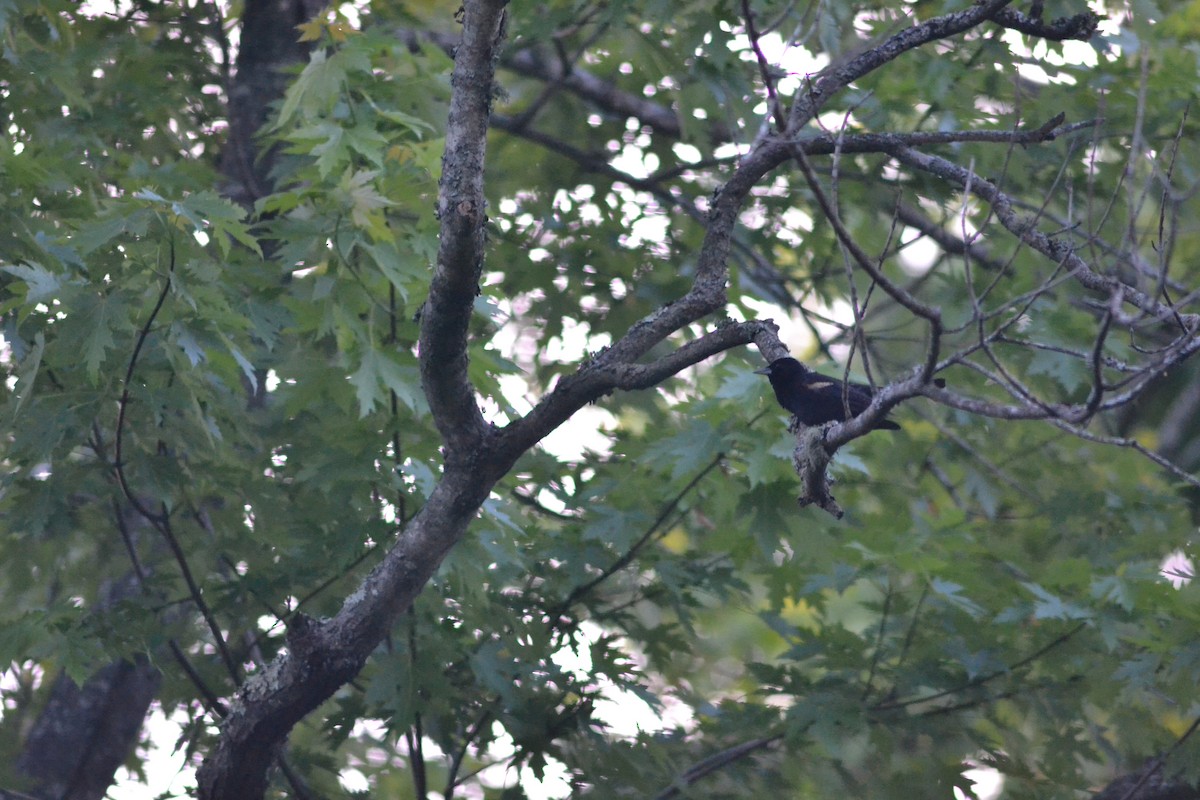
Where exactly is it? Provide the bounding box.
[755,357,901,430]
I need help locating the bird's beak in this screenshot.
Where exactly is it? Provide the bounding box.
[753,367,770,375]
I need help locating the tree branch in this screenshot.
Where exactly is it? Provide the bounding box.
[550,454,725,617]
[654,735,783,800]
[872,622,1087,713]
[789,0,1022,131]
[988,6,1102,41]
[418,0,509,456]
[403,29,708,141]
[887,144,1200,329]
[495,320,780,464]
[197,2,512,796]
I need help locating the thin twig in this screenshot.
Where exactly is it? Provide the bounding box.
[444,708,495,798]
[114,245,175,526]
[874,622,1086,712]
[741,0,785,131]
[114,238,241,684]
[654,736,783,800]
[551,454,725,617]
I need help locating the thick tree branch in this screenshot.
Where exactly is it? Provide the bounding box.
[196,472,491,800]
[198,2,511,796]
[196,8,787,798]
[220,0,325,205]
[418,0,508,455]
[17,659,162,800]
[988,6,1102,41]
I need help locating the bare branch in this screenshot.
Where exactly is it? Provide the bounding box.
[405,29,701,140]
[888,144,1200,329]
[789,0,1019,131]
[987,6,1101,41]
[1051,420,1200,490]
[790,147,944,446]
[873,622,1087,713]
[741,0,785,131]
[790,116,1094,155]
[655,736,783,800]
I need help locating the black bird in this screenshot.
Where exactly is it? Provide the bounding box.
[755,357,901,430]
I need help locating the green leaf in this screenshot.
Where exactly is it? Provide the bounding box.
[70,210,151,255]
[339,169,394,239]
[3,262,62,304]
[349,348,385,416]
[930,577,986,619]
[57,291,126,383]
[177,191,262,258]
[1027,348,1089,393]
[171,322,206,367]
[1022,582,1092,621]
[10,331,45,418]
[290,121,348,178]
[373,103,436,138]
[224,340,258,393]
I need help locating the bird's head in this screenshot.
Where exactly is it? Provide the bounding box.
[754,357,807,380]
